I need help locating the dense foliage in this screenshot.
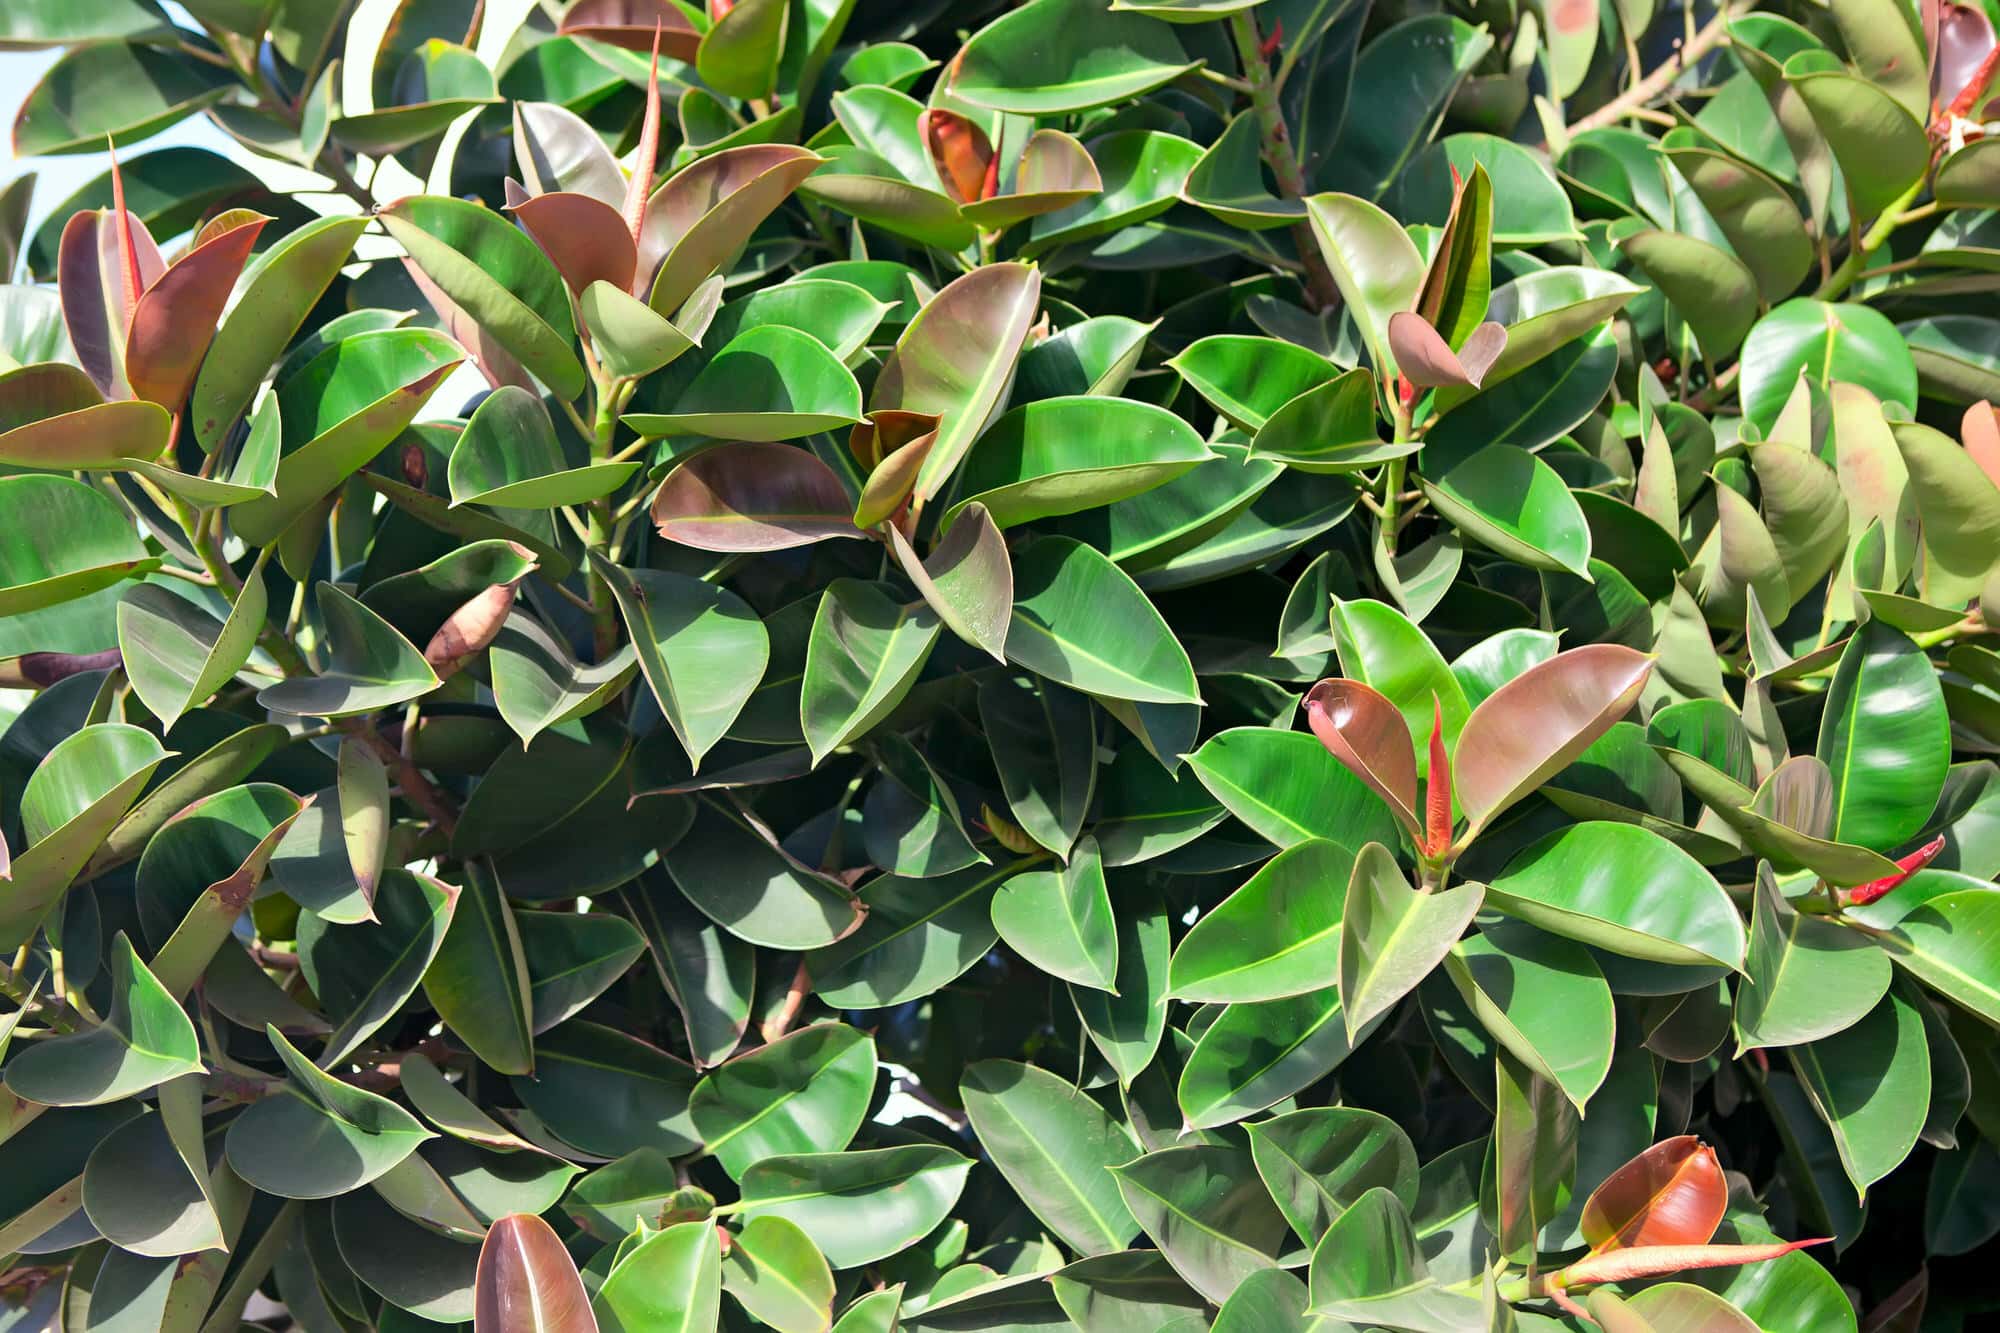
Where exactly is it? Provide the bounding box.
[1,0,1998,1328]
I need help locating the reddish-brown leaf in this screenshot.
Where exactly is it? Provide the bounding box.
[59,208,165,398]
[1387,312,1506,389]
[851,409,941,528]
[1452,643,1652,838]
[125,213,268,411]
[651,441,869,551]
[1962,401,2000,489]
[1011,129,1100,201]
[1932,0,2000,111]
[635,144,824,313]
[626,23,665,245]
[108,137,144,319]
[557,0,702,60]
[1580,1136,1727,1255]
[1304,678,1422,840]
[509,192,639,297]
[920,108,995,205]
[427,569,531,680]
[474,1213,599,1333]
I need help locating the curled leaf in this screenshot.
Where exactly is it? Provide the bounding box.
[1304,678,1421,839]
[1580,1136,1727,1255]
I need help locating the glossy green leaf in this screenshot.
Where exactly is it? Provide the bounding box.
[806,860,1018,1008]
[1111,1144,1291,1301]
[0,475,156,619]
[232,327,464,546]
[1818,619,1951,851]
[1621,230,1760,360]
[951,0,1193,114]
[739,1145,973,1269]
[257,583,440,718]
[1178,985,1359,1130]
[1307,1187,1481,1329]
[1739,299,1917,433]
[3,934,199,1107]
[514,1020,700,1159]
[1168,335,1341,432]
[1340,843,1484,1039]
[1486,823,1746,968]
[300,866,459,1065]
[224,1025,433,1199]
[1169,839,1354,1004]
[945,395,1213,531]
[629,325,862,441]
[595,1220,721,1333]
[663,796,861,950]
[1006,537,1198,705]
[800,578,940,764]
[991,835,1117,990]
[1247,1106,1419,1248]
[1789,987,1930,1197]
[2,722,169,950]
[595,556,769,769]
[1444,920,1614,1110]
[380,196,584,400]
[721,1214,835,1333]
[691,1023,874,1178]
[1303,192,1424,386]
[12,43,232,156]
[1421,444,1592,576]
[1187,727,1399,854]
[960,1059,1141,1256]
[422,860,534,1076]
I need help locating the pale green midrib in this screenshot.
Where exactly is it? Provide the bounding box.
[323,894,449,1061]
[699,1041,858,1153]
[1350,886,1447,1021]
[976,1089,1127,1249]
[1828,645,1869,843]
[830,864,1016,963]
[1193,764,1311,841]
[1789,1041,1866,1185]
[471,876,532,1052]
[1187,999,1341,1122]
[1178,922,1339,990]
[1011,614,1193,702]
[1118,1173,1272,1258]
[839,607,926,739]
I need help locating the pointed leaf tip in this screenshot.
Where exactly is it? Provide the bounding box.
[1425,695,1451,857]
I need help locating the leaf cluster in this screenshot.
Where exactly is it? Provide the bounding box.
[0,0,1998,1330]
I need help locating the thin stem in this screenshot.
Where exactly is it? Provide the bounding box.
[761,960,814,1044]
[1227,11,1342,311]
[342,721,459,836]
[1380,396,1414,547]
[152,564,217,587]
[1566,2,1750,136]
[547,579,598,615]
[1815,174,1929,301]
[584,385,624,661]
